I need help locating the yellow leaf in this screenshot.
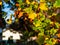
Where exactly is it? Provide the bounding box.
[6,19,12,24]
[15,18,19,23]
[40,2,48,10]
[40,0,46,2]
[6,15,12,24]
[48,15,52,18]
[35,23,40,27]
[52,38,57,44]
[28,12,37,20]
[18,8,21,11]
[45,43,50,45]
[45,37,49,40]
[59,24,60,26]
[52,13,57,16]
[0,2,2,5]
[50,21,54,24]
[31,1,35,4]
[26,0,30,4]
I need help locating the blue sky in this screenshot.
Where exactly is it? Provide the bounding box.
[2,0,15,21]
[0,0,15,33]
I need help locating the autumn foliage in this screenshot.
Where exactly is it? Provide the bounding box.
[2,0,60,45]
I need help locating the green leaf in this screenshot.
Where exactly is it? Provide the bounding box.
[4,0,9,3]
[37,36,45,45]
[50,28,57,35]
[34,2,38,9]
[45,38,53,45]
[33,27,38,30]
[45,18,51,23]
[41,23,47,27]
[53,0,60,8]
[55,22,59,28]
[40,15,45,21]
[17,0,23,5]
[2,12,7,18]
[45,30,50,35]
[48,38,53,45]
[24,7,32,13]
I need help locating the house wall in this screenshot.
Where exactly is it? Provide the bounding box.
[2,29,23,41]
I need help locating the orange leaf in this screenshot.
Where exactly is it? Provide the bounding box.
[56,33,60,38]
[18,12,23,18]
[15,3,19,7]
